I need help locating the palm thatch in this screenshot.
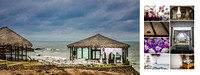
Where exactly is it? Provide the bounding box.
[67,34,130,48]
[0,27,32,47]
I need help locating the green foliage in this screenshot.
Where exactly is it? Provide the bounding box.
[116,64,121,66]
[24,58,29,61]
[58,67,65,70]
[124,60,129,65]
[107,64,112,66]
[111,64,116,66]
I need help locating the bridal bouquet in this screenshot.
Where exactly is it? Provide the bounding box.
[144,37,169,53]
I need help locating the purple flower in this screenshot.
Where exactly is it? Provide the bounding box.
[144,37,169,53]
[144,39,147,45]
[147,39,154,48]
[163,41,169,48]
[144,45,149,53]
[156,38,163,46]
[155,46,161,51]
[155,46,163,53]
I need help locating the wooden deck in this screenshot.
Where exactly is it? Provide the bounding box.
[144,22,169,37]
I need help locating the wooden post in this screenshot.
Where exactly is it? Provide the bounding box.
[126,48,128,57]
[73,47,74,60]
[81,48,83,58]
[21,46,23,60]
[70,48,71,60]
[10,45,13,61]
[88,47,89,59]
[95,47,97,59]
[15,46,16,61]
[26,47,27,59]
[76,47,77,59]
[18,47,19,61]
[91,47,93,59]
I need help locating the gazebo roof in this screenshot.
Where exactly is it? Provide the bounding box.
[0,27,32,47]
[67,34,130,48]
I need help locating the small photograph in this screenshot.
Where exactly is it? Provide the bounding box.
[170,54,194,69]
[144,5,170,21]
[144,37,169,53]
[144,22,169,37]
[170,6,194,20]
[144,53,170,70]
[170,21,194,54]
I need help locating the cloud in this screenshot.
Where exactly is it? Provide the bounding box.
[0,0,140,41]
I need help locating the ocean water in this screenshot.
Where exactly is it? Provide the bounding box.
[27,41,140,72]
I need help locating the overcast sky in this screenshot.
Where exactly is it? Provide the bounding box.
[0,0,139,41]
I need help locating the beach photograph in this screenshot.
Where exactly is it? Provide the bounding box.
[0,0,140,75]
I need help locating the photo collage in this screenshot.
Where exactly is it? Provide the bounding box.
[144,5,194,70]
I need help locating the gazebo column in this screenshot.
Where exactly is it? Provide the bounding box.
[70,48,71,60]
[88,47,89,59]
[10,45,13,61]
[15,47,16,61]
[126,47,128,61]
[18,47,19,61]
[72,47,74,60]
[81,48,83,58]
[25,47,27,59]
[21,46,23,60]
[95,47,97,59]
[76,47,77,59]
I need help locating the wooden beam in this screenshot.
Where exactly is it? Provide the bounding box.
[160,22,169,34]
[150,22,157,36]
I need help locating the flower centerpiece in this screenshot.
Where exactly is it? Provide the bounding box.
[144,37,169,53]
[144,5,169,21]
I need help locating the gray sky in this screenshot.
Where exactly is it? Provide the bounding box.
[0,0,139,41]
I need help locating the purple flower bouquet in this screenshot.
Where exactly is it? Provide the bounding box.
[144,37,169,53]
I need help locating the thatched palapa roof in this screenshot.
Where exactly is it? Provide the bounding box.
[0,27,32,47]
[67,34,130,48]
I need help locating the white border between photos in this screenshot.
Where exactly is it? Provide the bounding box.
[140,0,199,75]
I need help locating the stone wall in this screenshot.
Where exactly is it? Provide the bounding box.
[24,65,56,70]
[0,64,7,70]
[58,65,134,73]
[0,64,56,70]
[0,64,135,74]
[8,64,25,70]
